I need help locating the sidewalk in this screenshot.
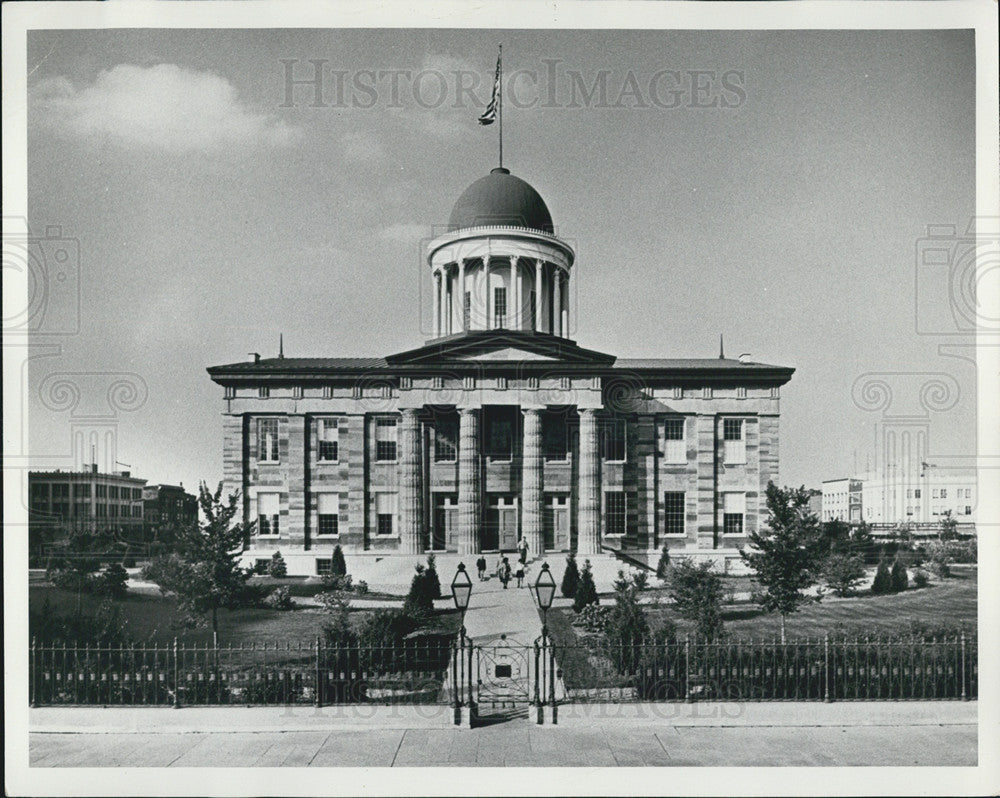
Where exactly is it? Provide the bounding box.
[28,702,978,767]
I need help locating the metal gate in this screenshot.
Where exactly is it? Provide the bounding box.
[474,636,532,716]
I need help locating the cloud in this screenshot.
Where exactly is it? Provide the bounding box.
[30,63,299,153]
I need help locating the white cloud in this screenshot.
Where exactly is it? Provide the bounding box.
[30,63,299,153]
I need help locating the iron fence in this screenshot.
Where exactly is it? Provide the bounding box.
[30,637,455,707]
[555,634,977,703]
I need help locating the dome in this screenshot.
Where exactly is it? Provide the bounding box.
[448,168,554,233]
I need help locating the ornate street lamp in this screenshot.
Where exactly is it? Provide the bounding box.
[534,562,557,638]
[533,562,558,725]
[450,562,473,726]
[451,562,473,641]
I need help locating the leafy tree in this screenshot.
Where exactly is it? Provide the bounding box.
[560,553,580,598]
[96,563,129,599]
[604,570,651,673]
[939,510,959,542]
[142,482,255,640]
[822,552,866,597]
[268,550,288,578]
[403,564,436,619]
[425,553,442,600]
[890,558,909,592]
[871,559,893,595]
[655,544,671,579]
[666,558,725,641]
[740,482,823,642]
[331,544,347,577]
[572,559,599,613]
[320,594,356,647]
[816,519,852,558]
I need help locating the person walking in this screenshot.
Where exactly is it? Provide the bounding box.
[517,536,529,565]
[476,556,487,581]
[515,562,525,588]
[500,557,511,589]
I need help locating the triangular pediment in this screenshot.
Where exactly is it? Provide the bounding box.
[385,330,617,366]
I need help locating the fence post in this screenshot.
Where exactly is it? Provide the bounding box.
[960,631,967,701]
[549,641,557,725]
[315,636,323,709]
[173,638,180,709]
[824,634,831,703]
[534,639,542,725]
[684,636,693,703]
[30,636,37,707]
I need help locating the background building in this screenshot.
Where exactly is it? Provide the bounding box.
[208,166,795,576]
[821,478,863,523]
[143,484,198,543]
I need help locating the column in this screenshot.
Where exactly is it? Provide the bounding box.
[432,270,441,337]
[444,268,452,335]
[511,256,519,330]
[399,408,423,554]
[577,408,601,554]
[458,408,481,554]
[458,260,466,332]
[484,257,492,330]
[561,271,570,338]
[521,408,544,556]
[553,270,563,337]
[515,257,524,331]
[695,414,717,549]
[534,259,543,332]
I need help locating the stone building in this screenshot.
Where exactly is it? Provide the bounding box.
[207,166,794,576]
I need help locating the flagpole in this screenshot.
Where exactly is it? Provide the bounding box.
[498,43,503,170]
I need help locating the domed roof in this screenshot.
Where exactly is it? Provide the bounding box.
[448,168,554,233]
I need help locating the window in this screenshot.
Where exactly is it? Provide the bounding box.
[914,489,922,499]
[494,286,507,328]
[663,491,685,536]
[723,419,746,464]
[315,559,333,576]
[940,488,947,499]
[95,484,107,498]
[375,418,398,462]
[932,488,939,498]
[53,483,69,498]
[723,493,745,535]
[543,414,569,462]
[664,417,685,464]
[376,493,397,536]
[464,291,471,329]
[965,505,972,515]
[601,418,626,462]
[906,506,913,516]
[318,418,340,462]
[317,493,339,536]
[488,416,513,461]
[109,504,119,517]
[434,416,458,462]
[965,488,972,499]
[257,492,280,537]
[257,418,279,462]
[906,489,913,499]
[73,484,90,499]
[604,491,627,537]
[96,504,107,517]
[108,486,119,499]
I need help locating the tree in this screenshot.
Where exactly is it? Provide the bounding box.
[572,559,599,613]
[816,519,852,558]
[850,521,875,562]
[604,570,651,673]
[822,552,866,597]
[268,550,288,578]
[331,544,347,578]
[425,553,442,600]
[871,559,893,595]
[142,482,256,640]
[96,563,129,599]
[403,564,436,618]
[655,544,671,579]
[561,553,580,598]
[890,558,909,592]
[666,558,725,641]
[740,482,823,643]
[939,510,959,542]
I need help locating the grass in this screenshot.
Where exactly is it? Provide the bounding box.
[30,584,461,646]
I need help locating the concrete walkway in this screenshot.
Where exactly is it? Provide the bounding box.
[27,702,977,767]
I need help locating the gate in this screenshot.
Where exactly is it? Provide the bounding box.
[473,635,532,718]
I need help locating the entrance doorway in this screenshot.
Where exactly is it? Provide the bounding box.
[544,495,570,551]
[486,494,519,551]
[433,493,457,551]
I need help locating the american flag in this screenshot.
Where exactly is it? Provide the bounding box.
[478,49,501,125]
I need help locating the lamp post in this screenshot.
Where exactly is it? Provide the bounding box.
[450,563,472,725]
[533,562,557,724]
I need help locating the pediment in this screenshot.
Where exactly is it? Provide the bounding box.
[385,330,617,366]
[454,347,560,362]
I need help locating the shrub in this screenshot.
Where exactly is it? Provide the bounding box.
[561,553,579,598]
[321,573,353,593]
[572,559,599,613]
[871,559,893,595]
[603,571,651,674]
[425,553,442,600]
[320,595,357,647]
[252,559,269,575]
[268,550,288,578]
[96,563,129,599]
[822,552,866,597]
[571,604,612,633]
[331,545,347,578]
[666,558,724,641]
[890,559,909,592]
[912,569,930,589]
[354,579,369,596]
[655,544,671,579]
[404,564,436,618]
[929,557,952,579]
[263,585,295,610]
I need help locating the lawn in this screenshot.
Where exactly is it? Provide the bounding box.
[30,584,461,646]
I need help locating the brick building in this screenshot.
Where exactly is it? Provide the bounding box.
[142,484,198,541]
[207,166,794,575]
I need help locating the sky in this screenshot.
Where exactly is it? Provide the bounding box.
[23,27,977,493]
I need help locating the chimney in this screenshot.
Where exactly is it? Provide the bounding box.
[91,463,98,474]
[249,352,261,364]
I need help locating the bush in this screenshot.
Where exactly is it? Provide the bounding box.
[666,558,724,641]
[252,559,269,575]
[571,604,612,633]
[822,552,866,597]
[404,564,436,618]
[890,559,909,592]
[331,545,347,578]
[561,553,579,598]
[320,595,357,647]
[655,544,671,579]
[912,569,930,589]
[96,563,129,599]
[354,579,369,596]
[321,573,353,593]
[603,571,651,674]
[268,550,288,578]
[572,559,599,613]
[425,553,442,600]
[871,560,893,595]
[263,585,295,610]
